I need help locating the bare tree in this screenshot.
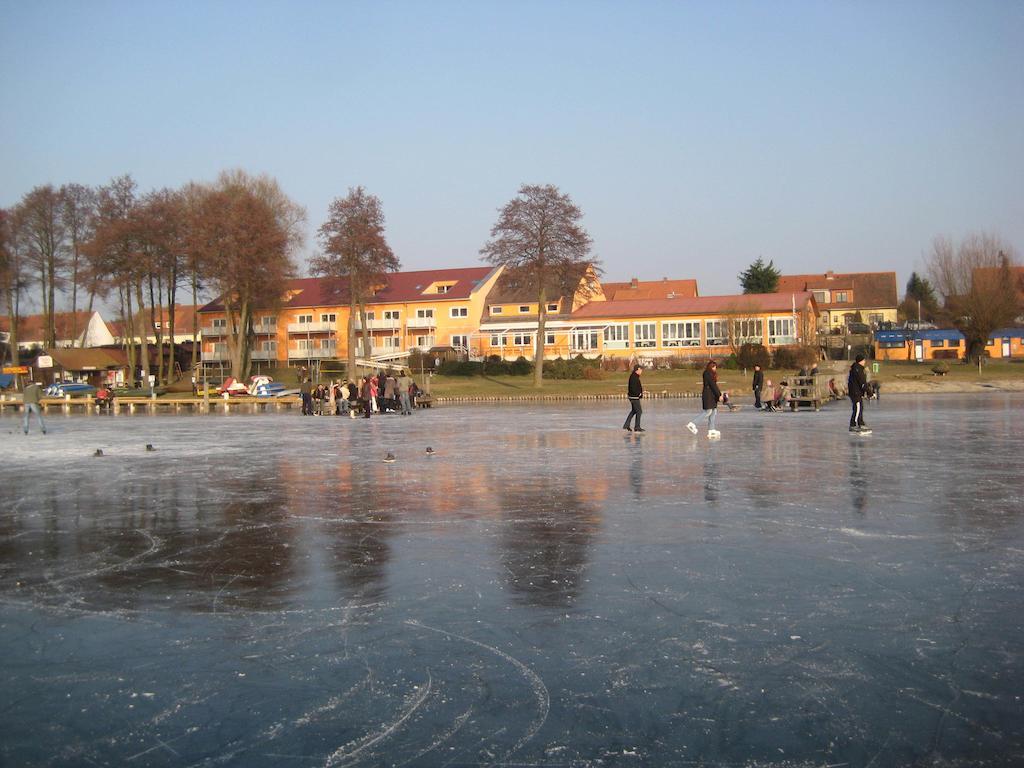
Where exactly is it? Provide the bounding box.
[14,186,66,348]
[60,183,97,345]
[0,208,29,368]
[191,180,298,380]
[480,184,596,387]
[927,233,1020,365]
[310,187,399,376]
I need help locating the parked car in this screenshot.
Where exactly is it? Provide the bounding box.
[906,321,938,330]
[846,322,871,335]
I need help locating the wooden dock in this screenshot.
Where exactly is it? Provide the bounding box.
[0,396,303,415]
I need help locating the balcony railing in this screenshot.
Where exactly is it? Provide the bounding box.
[201,325,228,336]
[287,348,338,359]
[287,321,337,333]
[203,350,228,362]
[353,318,402,330]
[252,324,278,336]
[406,316,436,329]
[250,349,277,361]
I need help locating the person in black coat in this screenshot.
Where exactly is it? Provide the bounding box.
[687,360,723,436]
[623,364,644,432]
[847,354,871,433]
[752,364,764,409]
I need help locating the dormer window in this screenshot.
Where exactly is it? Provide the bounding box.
[835,291,850,303]
[546,303,558,312]
[437,285,450,294]
[519,305,530,313]
[490,306,503,314]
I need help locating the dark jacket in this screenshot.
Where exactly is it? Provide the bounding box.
[848,363,869,401]
[627,371,643,399]
[702,368,722,410]
[752,369,763,390]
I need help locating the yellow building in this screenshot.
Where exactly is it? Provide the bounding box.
[481,290,818,361]
[199,266,502,368]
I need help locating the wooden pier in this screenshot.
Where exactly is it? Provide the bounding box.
[0,396,303,415]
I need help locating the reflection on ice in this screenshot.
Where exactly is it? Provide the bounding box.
[1,394,1023,766]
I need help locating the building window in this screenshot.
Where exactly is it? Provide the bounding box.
[812,290,830,304]
[546,332,555,345]
[416,308,434,319]
[320,338,336,351]
[835,291,849,303]
[768,317,796,344]
[297,338,313,351]
[490,334,508,346]
[450,307,468,318]
[948,339,961,347]
[661,321,701,347]
[931,339,944,348]
[490,306,503,314]
[296,314,312,324]
[633,322,657,348]
[519,305,530,313]
[320,313,336,323]
[437,285,451,294]
[261,341,277,353]
[705,320,728,346]
[546,303,559,312]
[731,318,763,343]
[415,335,435,347]
[212,318,227,328]
[383,310,400,320]
[572,330,599,351]
[212,342,227,356]
[451,334,468,349]
[383,336,400,349]
[513,333,533,346]
[604,323,629,349]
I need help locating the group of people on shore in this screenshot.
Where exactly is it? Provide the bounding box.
[624,356,875,438]
[299,370,421,419]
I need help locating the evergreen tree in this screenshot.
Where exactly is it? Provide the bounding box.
[738,257,780,294]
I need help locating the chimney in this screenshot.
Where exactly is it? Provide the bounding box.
[630,277,638,289]
[826,270,835,280]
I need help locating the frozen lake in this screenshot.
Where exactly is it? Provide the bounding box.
[2,393,1022,767]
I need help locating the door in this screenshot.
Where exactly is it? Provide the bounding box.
[1002,338,1011,358]
[914,341,924,362]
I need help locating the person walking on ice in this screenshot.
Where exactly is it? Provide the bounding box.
[687,360,722,439]
[848,354,872,434]
[623,363,644,432]
[22,381,47,435]
[752,363,764,409]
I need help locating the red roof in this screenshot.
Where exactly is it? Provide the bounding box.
[0,311,94,343]
[601,278,699,300]
[199,267,497,312]
[571,292,815,320]
[776,272,897,309]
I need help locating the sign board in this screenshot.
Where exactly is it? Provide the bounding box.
[37,356,54,369]
[2,366,29,375]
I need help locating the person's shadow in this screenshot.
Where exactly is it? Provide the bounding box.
[849,440,868,514]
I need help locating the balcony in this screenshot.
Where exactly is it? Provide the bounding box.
[406,316,436,329]
[250,349,277,361]
[252,323,278,336]
[201,325,228,336]
[287,321,337,334]
[288,347,338,360]
[353,318,402,330]
[203,350,228,362]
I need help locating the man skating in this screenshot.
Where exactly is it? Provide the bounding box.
[623,364,644,432]
[752,364,764,409]
[847,354,872,434]
[22,381,47,435]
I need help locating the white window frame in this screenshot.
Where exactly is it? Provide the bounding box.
[383,336,401,349]
[490,306,503,315]
[490,334,508,346]
[661,321,701,347]
[416,308,435,319]
[545,332,556,345]
[731,318,764,344]
[320,313,337,323]
[415,335,435,347]
[212,318,227,329]
[604,323,629,349]
[436,284,451,294]
[451,334,469,349]
[513,333,533,346]
[546,303,559,312]
[572,330,599,352]
[383,310,400,321]
[450,307,468,318]
[705,319,728,347]
[519,305,530,314]
[633,322,657,348]
[768,317,796,345]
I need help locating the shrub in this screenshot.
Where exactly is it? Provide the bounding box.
[737,343,770,370]
[720,353,740,370]
[437,360,484,376]
[510,356,533,376]
[931,361,950,376]
[772,344,817,370]
[582,366,606,380]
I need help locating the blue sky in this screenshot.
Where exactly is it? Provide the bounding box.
[2,0,1021,299]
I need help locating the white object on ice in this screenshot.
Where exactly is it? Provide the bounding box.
[686,422,698,435]
[707,429,721,440]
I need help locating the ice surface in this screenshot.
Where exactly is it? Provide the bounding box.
[1,393,1023,766]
